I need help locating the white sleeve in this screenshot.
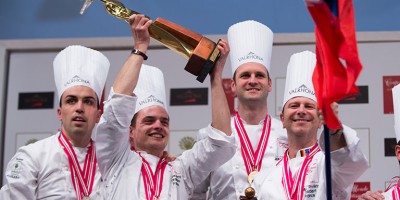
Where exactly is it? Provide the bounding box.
[319,125,369,193]
[95,90,137,178]
[0,148,38,199]
[177,124,235,194]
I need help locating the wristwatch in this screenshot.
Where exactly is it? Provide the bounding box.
[131,49,148,60]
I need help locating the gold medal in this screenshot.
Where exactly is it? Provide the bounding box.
[83,196,90,200]
[244,186,256,198]
[247,170,258,184]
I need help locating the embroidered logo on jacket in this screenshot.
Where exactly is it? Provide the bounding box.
[7,158,23,179]
[170,167,182,186]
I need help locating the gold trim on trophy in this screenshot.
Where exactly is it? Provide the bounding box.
[81,0,221,83]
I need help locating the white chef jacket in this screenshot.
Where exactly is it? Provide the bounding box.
[254,126,369,200]
[0,132,102,200]
[191,116,288,200]
[382,185,398,199]
[95,93,236,200]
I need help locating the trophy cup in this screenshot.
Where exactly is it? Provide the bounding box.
[80,0,221,83]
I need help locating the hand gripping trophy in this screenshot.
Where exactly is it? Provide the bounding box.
[80,0,221,83]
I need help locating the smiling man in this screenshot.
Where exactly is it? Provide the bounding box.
[0,45,109,199]
[94,14,235,199]
[191,20,288,200]
[255,50,368,200]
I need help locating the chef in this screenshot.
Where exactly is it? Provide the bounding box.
[0,45,109,200]
[255,50,368,200]
[95,14,236,200]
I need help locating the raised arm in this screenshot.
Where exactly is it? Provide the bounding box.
[176,40,235,193]
[210,39,231,136]
[319,102,368,195]
[113,14,152,95]
[327,102,347,151]
[95,14,153,175]
[318,102,346,151]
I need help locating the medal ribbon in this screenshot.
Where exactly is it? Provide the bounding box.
[392,187,400,200]
[58,132,97,200]
[234,112,271,175]
[139,153,168,200]
[387,176,400,200]
[282,143,320,200]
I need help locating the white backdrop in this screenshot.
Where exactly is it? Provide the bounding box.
[1,32,400,192]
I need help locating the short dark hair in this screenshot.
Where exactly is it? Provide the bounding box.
[130,112,139,127]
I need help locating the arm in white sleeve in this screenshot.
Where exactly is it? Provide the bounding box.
[0,148,38,199]
[319,125,369,191]
[178,124,235,194]
[95,88,137,177]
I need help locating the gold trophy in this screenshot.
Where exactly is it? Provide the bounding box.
[80,0,221,83]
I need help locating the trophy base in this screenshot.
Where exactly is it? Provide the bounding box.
[239,196,257,200]
[185,38,221,83]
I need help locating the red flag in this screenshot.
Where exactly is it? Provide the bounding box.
[306,0,363,130]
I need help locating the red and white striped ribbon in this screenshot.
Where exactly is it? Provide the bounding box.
[234,112,271,175]
[58,132,97,200]
[282,143,320,200]
[139,153,168,200]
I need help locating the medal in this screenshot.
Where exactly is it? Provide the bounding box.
[244,187,256,199]
[281,143,320,200]
[139,153,168,200]
[235,113,271,200]
[234,113,271,178]
[247,170,257,184]
[58,132,97,200]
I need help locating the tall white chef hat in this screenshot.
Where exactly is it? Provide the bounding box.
[134,64,167,114]
[282,51,317,110]
[392,84,400,142]
[53,45,110,102]
[227,20,273,76]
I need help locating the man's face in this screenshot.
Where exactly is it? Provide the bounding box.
[130,105,170,155]
[280,97,322,137]
[57,85,101,136]
[231,62,272,103]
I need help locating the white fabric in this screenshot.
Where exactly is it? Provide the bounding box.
[392,84,400,142]
[227,20,273,75]
[191,117,288,200]
[254,125,369,200]
[282,51,317,108]
[0,133,102,200]
[134,64,167,114]
[53,45,110,100]
[95,93,236,199]
[382,186,396,199]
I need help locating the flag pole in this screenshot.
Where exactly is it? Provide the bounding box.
[323,1,337,199]
[323,124,333,200]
